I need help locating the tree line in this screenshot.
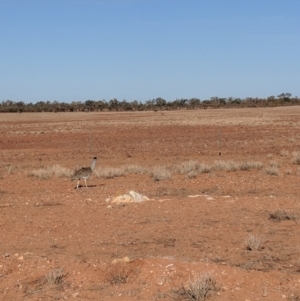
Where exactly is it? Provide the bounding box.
[1,93,298,113]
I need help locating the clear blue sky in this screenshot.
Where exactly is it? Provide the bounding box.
[1,0,299,103]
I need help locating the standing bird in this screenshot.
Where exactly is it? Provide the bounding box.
[71,157,97,189]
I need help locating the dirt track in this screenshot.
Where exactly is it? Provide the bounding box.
[1,107,300,300]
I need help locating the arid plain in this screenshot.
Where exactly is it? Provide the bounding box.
[1,107,300,300]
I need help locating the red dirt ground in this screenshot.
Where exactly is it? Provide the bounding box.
[1,107,300,300]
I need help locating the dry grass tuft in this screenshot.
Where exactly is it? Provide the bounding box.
[288,293,300,301]
[151,166,172,181]
[239,160,263,171]
[22,268,68,297]
[245,234,264,251]
[280,149,290,157]
[285,168,292,175]
[186,170,198,179]
[174,273,219,301]
[176,160,200,174]
[265,165,279,176]
[198,163,213,174]
[269,160,281,168]
[214,160,238,172]
[104,263,139,285]
[122,164,148,174]
[6,164,14,175]
[45,268,68,285]
[95,166,125,179]
[292,151,300,165]
[269,210,297,221]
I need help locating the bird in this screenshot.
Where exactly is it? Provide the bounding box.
[71,157,97,189]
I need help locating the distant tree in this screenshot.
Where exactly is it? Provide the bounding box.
[188,98,201,109]
[155,97,167,109]
[108,98,119,111]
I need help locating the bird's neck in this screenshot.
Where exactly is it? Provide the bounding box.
[91,159,97,171]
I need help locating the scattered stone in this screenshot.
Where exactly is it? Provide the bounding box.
[111,191,150,205]
[156,278,166,285]
[111,256,130,264]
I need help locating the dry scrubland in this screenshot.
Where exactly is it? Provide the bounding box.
[1,107,300,300]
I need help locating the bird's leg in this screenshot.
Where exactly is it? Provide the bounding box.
[84,179,88,188]
[77,180,80,189]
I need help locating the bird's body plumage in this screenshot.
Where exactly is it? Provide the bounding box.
[72,157,97,189]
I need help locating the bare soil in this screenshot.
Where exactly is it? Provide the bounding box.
[1,107,300,300]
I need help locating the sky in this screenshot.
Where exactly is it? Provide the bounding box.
[1,0,300,103]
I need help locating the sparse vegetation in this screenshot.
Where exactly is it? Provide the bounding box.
[173,274,219,301]
[25,158,269,182]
